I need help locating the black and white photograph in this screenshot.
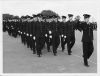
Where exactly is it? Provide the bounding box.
[1,0,100,75]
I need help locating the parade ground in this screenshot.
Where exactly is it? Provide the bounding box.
[3,31,97,73]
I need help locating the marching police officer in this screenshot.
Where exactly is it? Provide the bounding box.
[78,14,97,67]
[45,16,53,52]
[66,14,76,55]
[60,16,68,52]
[36,14,45,57]
[31,15,37,54]
[52,15,60,56]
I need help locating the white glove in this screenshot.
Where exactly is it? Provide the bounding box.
[21,32,22,34]
[64,36,66,38]
[49,31,52,34]
[27,33,29,36]
[45,34,47,37]
[49,35,52,38]
[33,36,36,40]
[18,30,20,33]
[61,34,64,37]
[30,34,32,37]
[24,32,26,34]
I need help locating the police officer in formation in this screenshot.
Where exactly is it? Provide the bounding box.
[3,13,97,67]
[60,14,76,55]
[76,14,97,67]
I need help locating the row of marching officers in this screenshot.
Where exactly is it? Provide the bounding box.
[3,14,97,67]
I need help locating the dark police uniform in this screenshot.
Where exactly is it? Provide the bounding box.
[64,14,77,55]
[31,20,36,54]
[60,21,68,51]
[3,20,7,32]
[78,14,97,67]
[66,20,76,55]
[46,21,53,52]
[52,20,60,56]
[36,17,45,57]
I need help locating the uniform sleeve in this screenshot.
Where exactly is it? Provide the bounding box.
[77,21,84,32]
[91,22,97,30]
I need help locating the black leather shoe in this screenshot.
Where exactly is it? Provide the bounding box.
[33,52,36,54]
[84,64,90,67]
[54,53,57,56]
[68,53,72,55]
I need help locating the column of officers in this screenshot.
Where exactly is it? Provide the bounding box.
[3,14,97,67]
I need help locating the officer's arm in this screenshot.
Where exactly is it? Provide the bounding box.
[92,22,97,31]
[77,21,84,32]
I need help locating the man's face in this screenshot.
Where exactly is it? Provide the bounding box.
[69,17,73,21]
[54,18,57,22]
[38,17,42,22]
[84,18,89,23]
[33,17,37,21]
[48,19,52,22]
[62,18,66,22]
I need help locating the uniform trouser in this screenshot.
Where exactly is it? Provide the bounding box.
[28,37,32,49]
[67,36,75,54]
[52,35,60,54]
[61,37,65,50]
[26,36,30,48]
[23,35,26,45]
[21,34,26,45]
[8,29,12,36]
[82,41,94,65]
[3,27,6,32]
[29,37,35,50]
[36,36,45,56]
[61,37,68,51]
[12,29,17,38]
[21,34,24,43]
[45,36,52,51]
[32,38,36,53]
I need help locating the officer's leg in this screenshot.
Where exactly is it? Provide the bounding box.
[23,35,26,45]
[45,36,50,52]
[47,38,51,52]
[67,41,71,55]
[84,57,88,66]
[61,37,65,52]
[14,30,17,38]
[70,39,75,52]
[28,37,31,48]
[30,38,32,50]
[28,37,30,48]
[26,36,29,48]
[25,35,27,45]
[11,29,14,37]
[42,37,45,50]
[37,45,42,57]
[9,29,11,36]
[21,35,24,44]
[36,38,42,57]
[52,38,57,56]
[53,37,58,56]
[47,43,50,52]
[53,45,57,56]
[21,35,23,43]
[30,37,32,49]
[83,42,89,67]
[88,41,94,59]
[33,40,36,54]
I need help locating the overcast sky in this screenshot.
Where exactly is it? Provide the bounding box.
[1,0,99,21]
